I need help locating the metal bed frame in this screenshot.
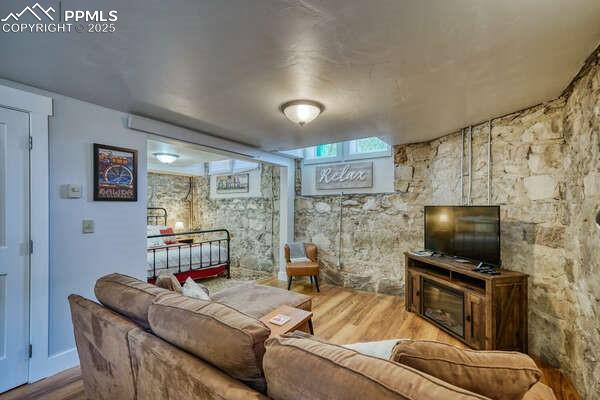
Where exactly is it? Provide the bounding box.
[147,208,230,283]
[147,207,168,225]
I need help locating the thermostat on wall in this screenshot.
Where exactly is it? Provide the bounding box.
[65,184,82,198]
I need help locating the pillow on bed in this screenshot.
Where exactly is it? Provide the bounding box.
[182,277,210,300]
[159,227,178,245]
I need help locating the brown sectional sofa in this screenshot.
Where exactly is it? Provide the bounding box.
[69,273,556,400]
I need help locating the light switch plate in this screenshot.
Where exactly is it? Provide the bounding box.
[82,219,94,234]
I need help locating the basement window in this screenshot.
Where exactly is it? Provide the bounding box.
[303,143,343,165]
[301,137,390,165]
[345,137,390,159]
[208,159,260,175]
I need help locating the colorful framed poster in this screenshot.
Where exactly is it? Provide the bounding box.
[93,143,138,201]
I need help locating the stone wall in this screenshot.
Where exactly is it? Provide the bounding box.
[148,165,280,273]
[148,172,193,229]
[193,164,280,272]
[295,48,600,397]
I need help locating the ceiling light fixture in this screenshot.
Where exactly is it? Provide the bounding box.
[280,99,324,126]
[154,152,180,164]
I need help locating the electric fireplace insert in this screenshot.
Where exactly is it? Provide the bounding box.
[421,278,465,338]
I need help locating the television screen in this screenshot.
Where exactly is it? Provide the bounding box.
[424,206,501,266]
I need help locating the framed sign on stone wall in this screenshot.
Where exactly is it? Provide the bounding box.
[216,173,250,194]
[316,161,373,190]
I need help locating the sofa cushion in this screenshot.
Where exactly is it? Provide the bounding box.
[391,339,542,400]
[263,333,489,400]
[128,329,269,400]
[95,273,169,329]
[148,292,271,393]
[286,261,319,276]
[212,282,311,319]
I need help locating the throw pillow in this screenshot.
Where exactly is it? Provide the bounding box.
[159,227,177,245]
[182,277,210,300]
[342,339,400,360]
[391,339,542,400]
[154,273,182,293]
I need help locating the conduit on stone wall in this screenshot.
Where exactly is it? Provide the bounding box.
[183,177,194,228]
[337,192,343,268]
[487,120,492,205]
[458,121,493,206]
[460,128,464,204]
[468,125,473,205]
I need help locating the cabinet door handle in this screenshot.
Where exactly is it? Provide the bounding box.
[466,315,471,322]
[416,290,420,296]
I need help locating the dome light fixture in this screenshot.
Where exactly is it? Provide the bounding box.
[280,99,324,126]
[154,152,180,164]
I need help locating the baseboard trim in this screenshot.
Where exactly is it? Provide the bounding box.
[29,348,79,383]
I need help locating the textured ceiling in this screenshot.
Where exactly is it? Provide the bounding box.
[1,0,599,151]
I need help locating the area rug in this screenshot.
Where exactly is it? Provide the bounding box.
[201,266,272,293]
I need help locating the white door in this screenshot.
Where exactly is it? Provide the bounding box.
[0,107,30,393]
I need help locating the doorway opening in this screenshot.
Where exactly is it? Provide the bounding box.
[145,137,281,292]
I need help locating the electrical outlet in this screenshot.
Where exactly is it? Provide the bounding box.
[82,219,94,234]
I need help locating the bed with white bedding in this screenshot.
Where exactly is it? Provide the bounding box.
[146,212,230,283]
[147,241,228,276]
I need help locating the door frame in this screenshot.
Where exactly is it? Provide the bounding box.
[0,84,52,383]
[128,115,295,281]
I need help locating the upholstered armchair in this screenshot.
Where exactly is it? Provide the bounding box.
[284,243,320,292]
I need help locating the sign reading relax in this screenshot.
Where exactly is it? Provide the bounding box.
[316,161,373,190]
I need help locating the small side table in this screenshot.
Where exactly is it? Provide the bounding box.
[259,305,314,338]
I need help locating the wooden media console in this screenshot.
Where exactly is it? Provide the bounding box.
[404,252,528,351]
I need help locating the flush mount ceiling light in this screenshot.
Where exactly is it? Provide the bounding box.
[280,99,324,127]
[154,152,179,164]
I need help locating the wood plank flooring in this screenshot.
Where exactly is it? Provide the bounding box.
[1,278,580,400]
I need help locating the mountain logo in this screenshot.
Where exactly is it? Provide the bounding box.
[2,3,55,22]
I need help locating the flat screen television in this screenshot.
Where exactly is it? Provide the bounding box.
[424,206,501,266]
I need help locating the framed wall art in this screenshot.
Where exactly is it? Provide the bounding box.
[216,173,249,194]
[93,143,138,201]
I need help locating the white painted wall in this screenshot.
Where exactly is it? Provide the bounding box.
[47,95,147,357]
[0,80,148,372]
[301,157,395,196]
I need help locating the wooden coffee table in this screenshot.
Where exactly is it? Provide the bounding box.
[259,305,314,338]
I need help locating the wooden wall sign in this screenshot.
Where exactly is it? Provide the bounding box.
[316,161,373,190]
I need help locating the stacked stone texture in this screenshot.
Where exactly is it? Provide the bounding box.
[295,48,600,397]
[193,165,280,272]
[148,173,193,229]
[147,165,280,273]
